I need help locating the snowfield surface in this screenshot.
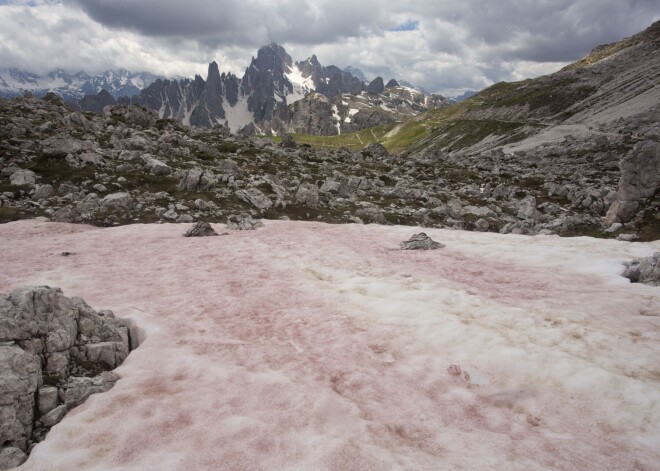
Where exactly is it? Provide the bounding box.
[1,220,659,470]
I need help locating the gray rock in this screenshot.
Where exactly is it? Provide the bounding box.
[226,213,264,231]
[475,218,490,231]
[177,168,215,192]
[0,447,27,470]
[39,405,67,428]
[0,345,41,452]
[100,192,133,211]
[67,151,106,167]
[0,286,131,460]
[355,207,385,224]
[364,143,389,159]
[623,252,660,286]
[37,386,59,415]
[184,222,218,237]
[146,158,172,176]
[9,169,37,187]
[33,184,54,200]
[401,233,445,250]
[605,141,660,225]
[295,183,320,206]
[162,208,178,220]
[235,188,272,211]
[62,372,119,409]
[42,135,95,157]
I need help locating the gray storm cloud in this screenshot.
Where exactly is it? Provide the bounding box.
[1,0,658,95]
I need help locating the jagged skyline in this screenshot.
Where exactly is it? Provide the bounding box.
[0,0,658,96]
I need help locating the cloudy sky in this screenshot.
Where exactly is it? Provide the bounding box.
[0,0,657,96]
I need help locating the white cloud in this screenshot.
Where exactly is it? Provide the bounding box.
[0,0,658,96]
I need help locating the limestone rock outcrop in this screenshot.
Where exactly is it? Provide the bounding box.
[605,141,660,225]
[0,286,131,470]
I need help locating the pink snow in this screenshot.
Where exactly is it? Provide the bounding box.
[1,219,659,470]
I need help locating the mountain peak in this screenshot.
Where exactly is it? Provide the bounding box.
[367,77,385,94]
[207,61,221,83]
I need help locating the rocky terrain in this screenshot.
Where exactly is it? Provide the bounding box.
[0,22,658,241]
[0,89,657,240]
[0,286,131,470]
[279,82,448,136]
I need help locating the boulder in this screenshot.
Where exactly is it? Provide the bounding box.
[226,213,264,231]
[295,183,320,206]
[401,233,445,250]
[100,192,133,211]
[605,141,660,225]
[33,184,54,200]
[177,168,215,192]
[184,222,218,237]
[42,135,95,157]
[61,372,119,409]
[235,188,273,211]
[0,447,27,470]
[622,252,660,286]
[146,158,172,176]
[9,169,37,187]
[0,287,131,463]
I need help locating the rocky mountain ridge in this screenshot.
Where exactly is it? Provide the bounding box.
[0,68,160,101]
[75,44,448,136]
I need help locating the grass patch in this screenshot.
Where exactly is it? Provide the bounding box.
[291,124,395,150]
[0,206,29,223]
[29,155,96,185]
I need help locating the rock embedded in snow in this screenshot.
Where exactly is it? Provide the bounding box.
[400,233,445,250]
[0,447,27,470]
[623,252,660,285]
[226,213,264,231]
[0,286,131,465]
[184,222,218,237]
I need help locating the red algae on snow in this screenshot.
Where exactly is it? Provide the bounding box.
[0,219,659,470]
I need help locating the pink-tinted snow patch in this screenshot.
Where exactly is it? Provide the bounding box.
[0,219,658,470]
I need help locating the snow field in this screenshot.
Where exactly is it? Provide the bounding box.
[0,220,658,470]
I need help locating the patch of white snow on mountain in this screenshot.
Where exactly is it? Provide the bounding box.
[284,64,315,104]
[331,104,341,135]
[223,95,254,133]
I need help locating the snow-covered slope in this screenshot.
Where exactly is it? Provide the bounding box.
[1,219,658,470]
[283,63,316,103]
[0,69,160,100]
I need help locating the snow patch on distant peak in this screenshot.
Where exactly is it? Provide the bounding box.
[331,104,341,135]
[223,95,254,133]
[285,64,316,104]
